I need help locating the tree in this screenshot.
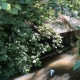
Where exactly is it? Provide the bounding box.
[0,0,63,80]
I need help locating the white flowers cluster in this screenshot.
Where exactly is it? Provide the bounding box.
[17,29,20,32]
[31,55,39,64]
[33,60,36,63]
[23,56,27,61]
[31,55,36,59]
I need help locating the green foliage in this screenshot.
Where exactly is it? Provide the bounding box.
[45,0,80,74]
[1,3,11,10]
[0,0,63,80]
[1,0,80,79]
[73,37,80,71]
[73,60,80,70]
[48,0,80,18]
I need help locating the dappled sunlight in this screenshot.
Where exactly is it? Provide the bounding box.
[14,73,34,80]
[32,68,47,80]
[50,74,70,80]
[34,68,45,77]
[48,54,77,69]
[14,54,77,80]
[33,72,47,80]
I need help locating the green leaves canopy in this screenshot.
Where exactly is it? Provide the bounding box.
[1,0,80,79]
[0,0,63,80]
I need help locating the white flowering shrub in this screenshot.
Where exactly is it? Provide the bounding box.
[0,0,63,80]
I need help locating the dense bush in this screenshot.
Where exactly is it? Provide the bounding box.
[0,0,63,80]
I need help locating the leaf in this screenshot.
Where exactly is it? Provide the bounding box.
[9,8,18,14]
[0,40,4,47]
[0,55,7,61]
[0,71,2,75]
[73,60,80,70]
[26,0,30,3]
[3,32,8,37]
[0,3,1,6]
[15,4,21,10]
[1,3,11,10]
[38,61,41,67]
[4,0,7,2]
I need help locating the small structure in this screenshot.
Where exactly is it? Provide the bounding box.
[47,14,80,46]
[51,15,80,33]
[40,14,80,59]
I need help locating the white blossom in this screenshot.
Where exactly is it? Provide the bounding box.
[36,58,39,61]
[33,60,36,63]
[31,55,35,59]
